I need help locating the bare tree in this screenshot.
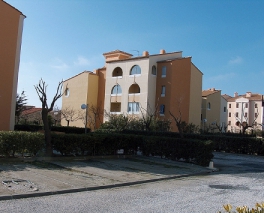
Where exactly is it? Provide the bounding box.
[86,104,104,130]
[61,107,79,126]
[215,121,229,133]
[234,104,259,134]
[169,97,185,138]
[34,79,64,156]
[139,101,159,131]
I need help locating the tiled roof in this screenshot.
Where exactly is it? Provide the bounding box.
[202,89,221,97]
[222,94,232,100]
[228,93,263,102]
[103,50,133,56]
[21,108,42,116]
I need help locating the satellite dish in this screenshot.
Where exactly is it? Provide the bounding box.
[203,119,207,122]
[81,104,87,109]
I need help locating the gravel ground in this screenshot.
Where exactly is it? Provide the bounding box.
[0,172,264,213]
[1,152,264,213]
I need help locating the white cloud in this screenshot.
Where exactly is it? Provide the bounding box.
[51,58,69,71]
[207,72,235,81]
[228,56,243,65]
[74,56,90,66]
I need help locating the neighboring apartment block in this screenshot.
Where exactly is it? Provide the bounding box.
[226,92,264,133]
[201,88,221,131]
[0,0,25,130]
[62,49,203,132]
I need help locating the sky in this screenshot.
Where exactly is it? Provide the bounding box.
[5,0,264,108]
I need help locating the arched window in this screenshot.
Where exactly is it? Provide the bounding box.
[111,85,122,95]
[130,65,141,75]
[152,65,156,75]
[112,67,123,77]
[128,84,140,94]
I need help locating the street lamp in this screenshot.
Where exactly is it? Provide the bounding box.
[81,104,88,134]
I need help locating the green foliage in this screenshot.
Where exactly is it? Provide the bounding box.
[51,133,213,166]
[0,131,44,157]
[14,124,89,134]
[15,91,27,124]
[99,113,171,132]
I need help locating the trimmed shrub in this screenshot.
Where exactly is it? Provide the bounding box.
[0,131,44,157]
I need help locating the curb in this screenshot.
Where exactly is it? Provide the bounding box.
[0,170,212,201]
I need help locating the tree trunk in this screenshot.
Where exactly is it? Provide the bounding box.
[42,109,53,156]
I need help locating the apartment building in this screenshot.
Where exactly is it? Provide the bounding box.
[227,92,264,133]
[62,68,106,129]
[62,49,203,131]
[201,88,221,131]
[0,0,25,130]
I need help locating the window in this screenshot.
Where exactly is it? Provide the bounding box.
[236,103,239,108]
[162,66,166,77]
[110,103,121,113]
[228,121,231,125]
[111,85,122,95]
[128,102,139,113]
[128,84,140,94]
[161,86,166,97]
[255,113,258,118]
[65,88,70,97]
[224,107,226,112]
[255,103,258,108]
[130,65,141,75]
[245,103,248,108]
[207,102,211,110]
[244,112,248,117]
[112,67,123,77]
[229,112,231,117]
[160,104,165,115]
[151,65,156,75]
[236,112,239,117]
[229,104,231,108]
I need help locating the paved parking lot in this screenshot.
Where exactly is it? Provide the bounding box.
[0,155,209,200]
[1,152,264,213]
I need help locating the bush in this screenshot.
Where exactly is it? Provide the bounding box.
[14,124,90,134]
[0,131,44,157]
[51,132,213,166]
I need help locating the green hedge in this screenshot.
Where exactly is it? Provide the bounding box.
[213,136,264,155]
[52,133,139,156]
[51,133,213,166]
[0,131,45,157]
[14,124,90,134]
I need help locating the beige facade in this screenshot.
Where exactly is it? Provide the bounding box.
[0,0,25,131]
[201,88,221,131]
[62,69,105,130]
[226,92,264,133]
[62,49,203,132]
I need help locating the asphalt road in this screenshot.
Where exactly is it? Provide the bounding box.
[1,152,264,213]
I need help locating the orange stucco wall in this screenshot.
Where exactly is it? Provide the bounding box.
[95,68,106,128]
[156,58,192,132]
[0,1,25,130]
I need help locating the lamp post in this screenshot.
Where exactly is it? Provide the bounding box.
[81,104,88,134]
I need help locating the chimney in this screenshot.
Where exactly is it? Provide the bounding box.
[160,49,166,54]
[211,88,215,91]
[142,51,149,56]
[234,92,238,97]
[246,92,252,97]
